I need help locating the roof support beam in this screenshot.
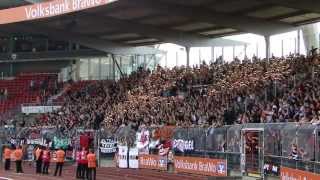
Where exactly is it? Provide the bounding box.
[67,13,247,47]
[123,0,296,36]
[262,0,320,14]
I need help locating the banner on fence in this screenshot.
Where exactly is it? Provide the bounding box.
[22,106,61,114]
[280,166,320,180]
[136,130,150,154]
[99,138,117,154]
[173,139,194,153]
[139,154,168,171]
[129,147,139,169]
[174,156,227,176]
[53,136,70,149]
[118,146,128,168]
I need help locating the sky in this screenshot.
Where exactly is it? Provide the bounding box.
[158,23,320,68]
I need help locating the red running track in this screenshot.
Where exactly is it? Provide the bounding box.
[0,164,207,180]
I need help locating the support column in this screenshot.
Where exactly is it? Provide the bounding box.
[175,51,178,67]
[244,44,247,57]
[165,52,168,68]
[186,46,190,67]
[211,46,215,61]
[281,39,284,57]
[265,36,270,61]
[112,55,116,80]
[222,47,224,61]
[232,46,235,60]
[144,54,147,69]
[256,43,259,57]
[297,30,301,54]
[198,48,201,65]
[98,58,102,80]
[75,60,80,81]
[294,38,297,54]
[87,59,91,80]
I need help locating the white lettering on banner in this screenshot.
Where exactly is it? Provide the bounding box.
[25,1,70,19]
[24,0,113,20]
[173,139,194,152]
[140,157,157,167]
[175,159,198,170]
[99,138,117,154]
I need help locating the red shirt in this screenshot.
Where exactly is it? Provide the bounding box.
[79,150,88,164]
[76,151,81,163]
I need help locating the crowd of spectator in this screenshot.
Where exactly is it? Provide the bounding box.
[35,53,320,132]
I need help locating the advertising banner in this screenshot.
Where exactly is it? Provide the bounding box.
[174,156,227,176]
[0,0,117,25]
[139,154,168,171]
[280,167,320,180]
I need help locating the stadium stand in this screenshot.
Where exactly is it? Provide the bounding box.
[29,54,319,132]
[0,73,59,124]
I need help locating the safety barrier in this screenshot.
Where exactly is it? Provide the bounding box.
[1,123,320,178]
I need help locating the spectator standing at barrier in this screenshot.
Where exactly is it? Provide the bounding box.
[14,145,23,173]
[76,148,82,179]
[34,146,43,174]
[42,146,51,174]
[3,88,7,100]
[87,149,96,180]
[3,145,12,171]
[54,148,65,177]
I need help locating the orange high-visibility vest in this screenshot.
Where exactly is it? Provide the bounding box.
[87,153,96,168]
[4,148,11,160]
[56,150,65,163]
[14,149,23,161]
[35,148,42,160]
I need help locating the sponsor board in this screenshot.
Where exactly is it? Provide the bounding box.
[280,166,320,180]
[174,156,227,176]
[0,0,117,25]
[139,154,168,171]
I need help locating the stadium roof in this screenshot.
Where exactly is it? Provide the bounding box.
[0,0,319,55]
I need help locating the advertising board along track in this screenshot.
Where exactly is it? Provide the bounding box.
[0,0,117,25]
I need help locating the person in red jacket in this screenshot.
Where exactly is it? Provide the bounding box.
[76,148,81,179]
[42,146,51,174]
[80,147,88,179]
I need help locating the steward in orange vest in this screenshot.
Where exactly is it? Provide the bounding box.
[54,148,65,177]
[14,146,23,173]
[87,149,97,180]
[3,145,11,171]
